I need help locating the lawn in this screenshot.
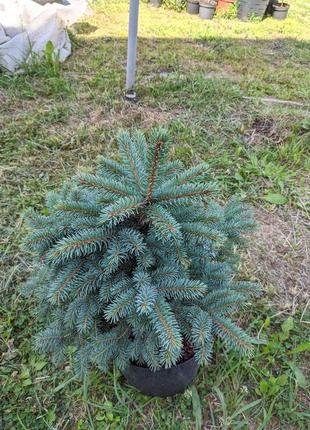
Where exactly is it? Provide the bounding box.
[0,0,309,428]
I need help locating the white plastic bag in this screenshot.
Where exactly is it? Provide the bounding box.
[0,0,90,73]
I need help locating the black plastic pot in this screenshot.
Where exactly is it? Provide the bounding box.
[237,0,269,20]
[150,0,162,7]
[272,2,289,19]
[266,0,277,16]
[199,2,216,19]
[187,0,200,14]
[123,356,199,397]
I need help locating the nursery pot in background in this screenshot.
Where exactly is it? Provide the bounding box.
[187,0,200,14]
[237,0,269,20]
[272,2,289,19]
[199,0,216,19]
[123,356,199,397]
[237,0,250,19]
[266,0,277,15]
[150,0,162,7]
[216,0,235,11]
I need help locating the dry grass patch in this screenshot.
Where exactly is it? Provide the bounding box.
[247,206,310,311]
[246,118,284,146]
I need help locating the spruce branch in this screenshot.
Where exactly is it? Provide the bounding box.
[212,315,254,355]
[147,204,181,242]
[48,260,85,304]
[24,228,57,252]
[24,208,52,229]
[181,222,224,241]
[46,229,110,265]
[205,293,247,313]
[76,269,105,298]
[150,297,182,354]
[191,310,213,365]
[55,201,100,217]
[75,173,133,198]
[136,282,157,315]
[158,160,184,181]
[160,163,209,189]
[157,278,207,299]
[104,290,136,323]
[90,326,130,371]
[99,196,144,227]
[117,130,147,192]
[146,139,164,203]
[77,297,99,334]
[96,156,126,179]
[154,182,216,205]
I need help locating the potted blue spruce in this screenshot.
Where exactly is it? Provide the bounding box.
[23,129,258,397]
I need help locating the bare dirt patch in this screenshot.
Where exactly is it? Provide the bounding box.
[246,117,284,145]
[246,206,310,312]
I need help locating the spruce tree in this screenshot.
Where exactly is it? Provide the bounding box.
[23,129,258,374]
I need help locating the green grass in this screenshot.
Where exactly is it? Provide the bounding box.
[0,0,309,428]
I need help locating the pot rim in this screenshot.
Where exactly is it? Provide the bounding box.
[199,2,216,8]
[272,2,290,10]
[128,353,197,372]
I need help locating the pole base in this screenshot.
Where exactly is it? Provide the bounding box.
[125,90,138,103]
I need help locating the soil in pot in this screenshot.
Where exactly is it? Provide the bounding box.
[123,343,199,397]
[199,0,216,19]
[187,0,200,14]
[272,2,289,19]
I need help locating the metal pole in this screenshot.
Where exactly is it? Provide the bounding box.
[125,0,139,100]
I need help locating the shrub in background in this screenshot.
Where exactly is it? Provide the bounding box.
[162,0,187,11]
[143,0,187,11]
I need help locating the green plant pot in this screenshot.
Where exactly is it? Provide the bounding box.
[272,2,289,19]
[187,0,200,14]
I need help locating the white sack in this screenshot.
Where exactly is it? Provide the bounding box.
[0,0,90,73]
